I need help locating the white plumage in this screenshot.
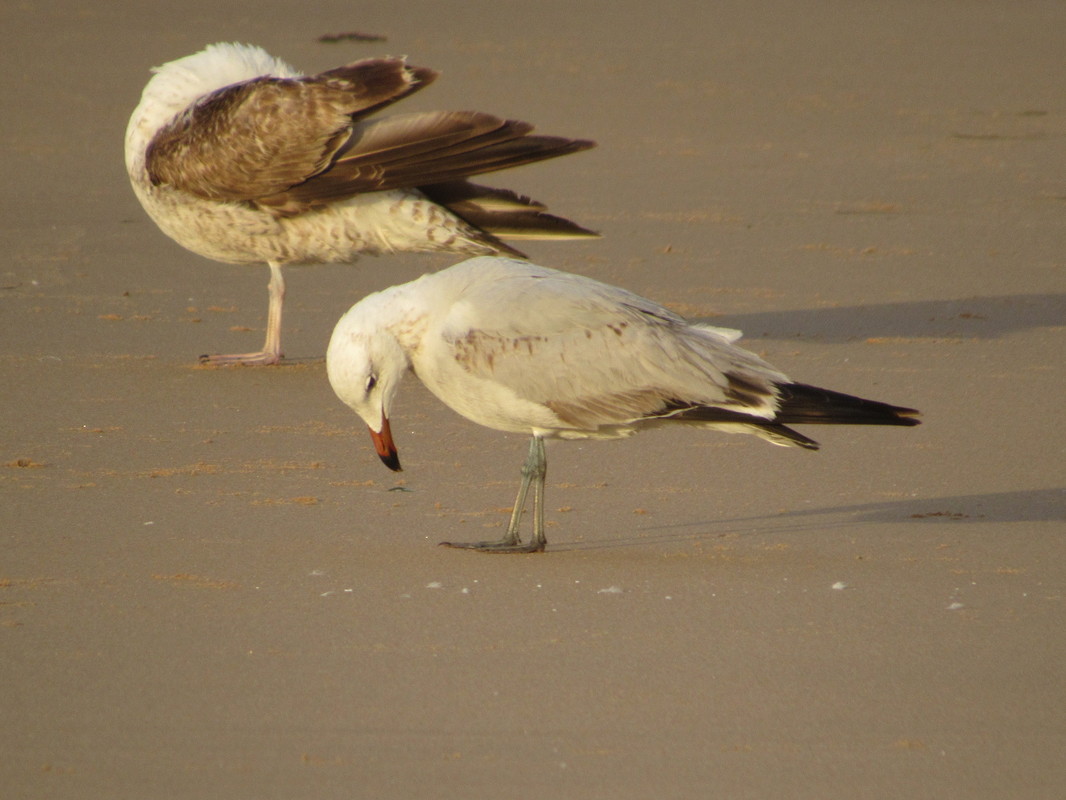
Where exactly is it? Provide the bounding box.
[326,256,920,553]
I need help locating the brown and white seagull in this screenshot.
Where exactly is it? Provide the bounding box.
[125,43,597,365]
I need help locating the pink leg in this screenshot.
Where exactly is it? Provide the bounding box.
[200,263,286,366]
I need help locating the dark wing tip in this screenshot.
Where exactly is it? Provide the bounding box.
[776,383,922,427]
[407,65,439,86]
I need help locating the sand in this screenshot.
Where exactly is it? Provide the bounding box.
[2,1,1064,797]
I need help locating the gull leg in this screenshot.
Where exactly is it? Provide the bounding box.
[529,435,547,551]
[200,262,286,366]
[441,435,548,553]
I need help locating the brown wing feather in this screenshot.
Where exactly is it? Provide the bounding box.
[146,53,596,221]
[264,111,594,212]
[420,181,599,241]
[145,58,434,202]
[262,112,515,207]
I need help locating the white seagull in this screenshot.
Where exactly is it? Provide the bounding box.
[326,256,921,553]
[125,43,596,365]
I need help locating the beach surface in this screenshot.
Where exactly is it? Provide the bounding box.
[3,1,1064,797]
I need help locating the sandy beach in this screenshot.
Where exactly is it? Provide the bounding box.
[3,1,1064,797]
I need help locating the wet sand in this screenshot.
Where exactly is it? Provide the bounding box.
[3,1,1064,797]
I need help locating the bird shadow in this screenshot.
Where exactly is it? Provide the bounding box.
[704,293,1065,342]
[554,487,1065,552]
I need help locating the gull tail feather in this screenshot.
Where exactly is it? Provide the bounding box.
[420,181,599,248]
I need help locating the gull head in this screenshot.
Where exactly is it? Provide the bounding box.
[327,307,410,472]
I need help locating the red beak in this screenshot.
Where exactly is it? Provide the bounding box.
[369,413,401,472]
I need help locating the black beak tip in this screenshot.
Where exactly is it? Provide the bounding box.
[379,451,402,472]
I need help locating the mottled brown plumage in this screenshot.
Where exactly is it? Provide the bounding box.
[146,59,436,206]
[126,43,597,365]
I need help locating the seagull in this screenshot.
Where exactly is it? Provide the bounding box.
[125,43,597,365]
[326,256,921,553]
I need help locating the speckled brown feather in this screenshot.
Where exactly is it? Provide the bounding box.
[145,55,595,222]
[146,58,435,205]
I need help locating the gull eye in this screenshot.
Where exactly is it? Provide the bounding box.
[365,374,377,393]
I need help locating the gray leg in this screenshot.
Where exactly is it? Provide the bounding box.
[441,435,548,553]
[528,436,548,551]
